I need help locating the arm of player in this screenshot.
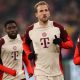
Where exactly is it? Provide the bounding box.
[60,35,73,49]
[53,35,73,49]
[0,71,3,80]
[0,58,3,80]
[22,25,34,56]
[22,52,34,78]
[0,64,16,76]
[73,41,80,65]
[53,22,73,49]
[53,35,62,45]
[22,37,32,56]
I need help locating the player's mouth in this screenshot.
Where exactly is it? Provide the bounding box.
[11,32,17,35]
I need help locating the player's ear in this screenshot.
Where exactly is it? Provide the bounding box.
[35,12,38,18]
[4,27,7,33]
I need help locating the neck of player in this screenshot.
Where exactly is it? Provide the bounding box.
[39,20,48,28]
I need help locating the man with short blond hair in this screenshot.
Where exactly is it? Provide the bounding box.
[23,1,73,80]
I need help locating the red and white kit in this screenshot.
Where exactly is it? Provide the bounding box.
[23,20,73,80]
[0,34,33,80]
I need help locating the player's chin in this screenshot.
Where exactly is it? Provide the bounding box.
[9,34,17,39]
[43,19,48,23]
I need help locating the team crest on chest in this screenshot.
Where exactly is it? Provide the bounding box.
[13,46,17,50]
[42,32,47,37]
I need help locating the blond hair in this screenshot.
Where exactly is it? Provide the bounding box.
[34,1,49,13]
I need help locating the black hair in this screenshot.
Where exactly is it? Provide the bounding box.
[4,20,17,28]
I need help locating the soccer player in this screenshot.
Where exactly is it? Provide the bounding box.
[23,1,73,80]
[0,20,33,80]
[73,35,80,65]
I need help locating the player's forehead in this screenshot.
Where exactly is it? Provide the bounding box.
[6,23,17,29]
[37,5,49,11]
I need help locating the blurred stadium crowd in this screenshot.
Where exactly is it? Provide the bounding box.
[0,0,80,80]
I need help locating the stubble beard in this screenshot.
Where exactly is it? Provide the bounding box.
[42,19,48,24]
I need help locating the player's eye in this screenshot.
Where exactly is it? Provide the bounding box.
[39,10,43,12]
[12,26,17,29]
[7,26,12,30]
[7,26,17,30]
[45,9,48,12]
